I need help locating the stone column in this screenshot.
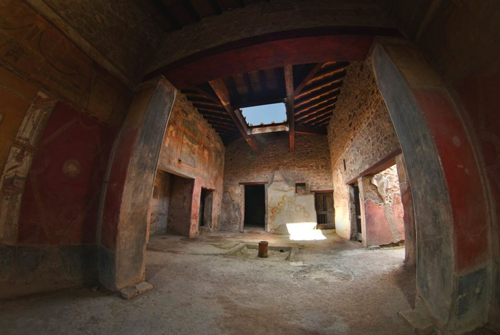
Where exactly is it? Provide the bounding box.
[373,37,490,332]
[98,77,176,292]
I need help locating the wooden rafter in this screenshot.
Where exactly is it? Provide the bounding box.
[310,62,349,82]
[297,106,335,124]
[295,83,341,107]
[296,102,336,122]
[296,72,346,99]
[209,79,260,153]
[259,70,267,91]
[185,87,222,104]
[295,95,338,117]
[307,113,333,126]
[284,65,295,152]
[182,0,201,22]
[243,73,254,95]
[295,125,327,135]
[294,63,324,96]
[153,0,182,30]
[208,0,222,14]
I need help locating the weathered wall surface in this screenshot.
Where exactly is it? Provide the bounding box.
[25,0,164,84]
[358,165,404,247]
[149,171,172,235]
[150,0,395,72]
[158,93,225,235]
[0,0,130,299]
[328,61,401,239]
[222,133,332,232]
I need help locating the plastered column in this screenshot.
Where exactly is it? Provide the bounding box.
[98,77,176,291]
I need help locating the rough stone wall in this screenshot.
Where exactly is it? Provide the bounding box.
[359,165,405,246]
[158,93,225,235]
[222,133,333,232]
[150,0,395,71]
[328,61,401,239]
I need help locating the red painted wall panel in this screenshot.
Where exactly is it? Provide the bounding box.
[18,102,117,245]
[456,67,500,254]
[414,89,489,270]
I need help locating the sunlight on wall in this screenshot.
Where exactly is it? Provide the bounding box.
[286,222,327,241]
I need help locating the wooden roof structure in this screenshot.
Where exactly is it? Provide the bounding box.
[180,62,349,151]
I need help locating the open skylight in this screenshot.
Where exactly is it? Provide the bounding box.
[241,102,287,127]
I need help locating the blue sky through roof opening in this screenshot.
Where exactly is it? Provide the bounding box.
[241,103,287,126]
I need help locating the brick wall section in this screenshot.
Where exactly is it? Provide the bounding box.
[328,61,401,239]
[225,133,332,189]
[222,132,332,231]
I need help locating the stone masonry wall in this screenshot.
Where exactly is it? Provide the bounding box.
[222,133,332,232]
[328,61,401,239]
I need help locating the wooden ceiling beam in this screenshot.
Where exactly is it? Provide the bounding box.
[307,113,333,126]
[194,106,227,115]
[294,63,324,96]
[296,72,346,98]
[209,79,260,153]
[186,87,222,105]
[310,62,349,82]
[295,102,336,121]
[191,100,226,109]
[316,120,331,128]
[145,27,401,87]
[205,119,238,130]
[259,70,267,92]
[297,106,335,124]
[295,87,340,109]
[209,0,222,14]
[200,112,234,123]
[153,0,182,30]
[243,73,254,95]
[284,64,295,152]
[182,0,201,22]
[295,94,338,115]
[295,82,342,106]
[295,125,327,135]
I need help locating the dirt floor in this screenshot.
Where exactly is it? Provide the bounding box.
[0,231,418,335]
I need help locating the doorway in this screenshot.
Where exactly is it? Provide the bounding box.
[353,184,362,242]
[314,192,334,229]
[199,188,213,229]
[166,175,195,237]
[244,184,266,230]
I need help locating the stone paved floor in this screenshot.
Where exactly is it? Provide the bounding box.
[0,231,417,335]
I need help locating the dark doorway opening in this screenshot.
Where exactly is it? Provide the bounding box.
[199,188,213,229]
[315,192,335,229]
[353,184,362,242]
[244,184,266,229]
[166,175,195,237]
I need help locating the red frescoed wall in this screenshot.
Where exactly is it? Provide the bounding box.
[17,102,117,245]
[359,165,405,247]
